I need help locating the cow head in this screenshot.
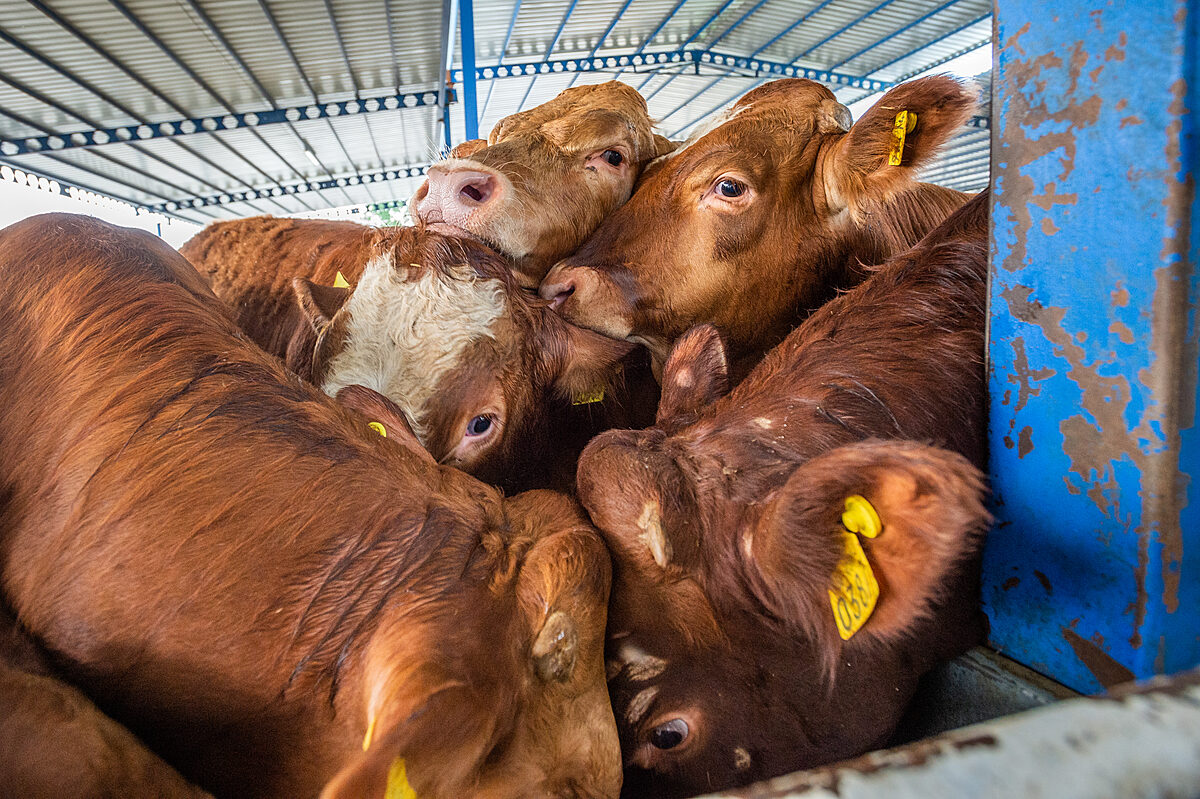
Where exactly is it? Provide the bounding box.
[322,488,621,799]
[412,81,675,288]
[541,76,976,369]
[291,228,632,489]
[574,330,988,793]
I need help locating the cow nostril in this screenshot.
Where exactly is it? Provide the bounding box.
[549,284,575,310]
[459,178,493,205]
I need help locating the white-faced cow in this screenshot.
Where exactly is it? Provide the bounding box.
[541,76,977,378]
[181,217,638,491]
[413,81,675,288]
[0,214,621,799]
[576,192,992,796]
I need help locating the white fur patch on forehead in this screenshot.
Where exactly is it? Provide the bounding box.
[320,254,507,443]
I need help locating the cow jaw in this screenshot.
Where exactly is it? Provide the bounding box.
[319,254,507,448]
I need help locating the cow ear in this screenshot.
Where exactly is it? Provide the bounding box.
[657,324,729,426]
[450,138,488,159]
[293,276,351,333]
[320,685,498,799]
[335,385,434,465]
[823,75,977,210]
[649,133,677,160]
[746,440,988,656]
[548,320,635,404]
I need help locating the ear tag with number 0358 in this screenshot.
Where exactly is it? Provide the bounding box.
[829,494,882,640]
[828,531,880,640]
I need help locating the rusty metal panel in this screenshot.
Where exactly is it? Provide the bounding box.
[984,0,1199,693]
[699,669,1200,799]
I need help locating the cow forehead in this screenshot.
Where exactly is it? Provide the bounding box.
[320,254,507,442]
[659,102,814,170]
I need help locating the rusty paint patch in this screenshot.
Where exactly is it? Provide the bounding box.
[1119,115,1144,129]
[1003,576,1021,591]
[1109,321,1135,345]
[1062,627,1135,689]
[1017,426,1034,458]
[1033,570,1053,594]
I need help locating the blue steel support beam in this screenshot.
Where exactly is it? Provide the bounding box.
[320,0,383,202]
[1,50,935,159]
[0,157,209,225]
[566,0,636,90]
[459,0,479,140]
[615,0,689,82]
[145,164,432,215]
[480,0,522,121]
[640,0,769,99]
[986,0,1199,692]
[515,0,580,113]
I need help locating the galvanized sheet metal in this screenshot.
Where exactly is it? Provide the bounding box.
[1,0,995,214]
[698,669,1200,799]
[985,0,1199,692]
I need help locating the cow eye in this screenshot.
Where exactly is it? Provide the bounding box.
[650,718,689,750]
[717,178,745,198]
[466,415,493,436]
[602,149,624,167]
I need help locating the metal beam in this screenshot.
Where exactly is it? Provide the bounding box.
[827,0,964,71]
[0,23,274,214]
[617,0,689,83]
[2,49,947,159]
[639,0,768,97]
[320,0,383,203]
[0,90,441,156]
[435,0,456,151]
[479,0,522,121]
[515,0,580,113]
[382,0,413,160]
[459,0,479,140]
[566,0,636,90]
[253,0,362,205]
[146,164,432,215]
[102,0,308,212]
[0,157,209,225]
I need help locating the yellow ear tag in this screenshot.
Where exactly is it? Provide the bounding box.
[362,716,377,751]
[842,494,881,538]
[828,531,880,640]
[384,757,418,799]
[333,271,351,289]
[887,110,917,166]
[572,387,605,405]
[368,421,387,438]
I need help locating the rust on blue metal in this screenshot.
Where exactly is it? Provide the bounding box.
[985,0,1199,693]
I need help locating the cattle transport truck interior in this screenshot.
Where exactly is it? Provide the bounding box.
[0,0,1197,797]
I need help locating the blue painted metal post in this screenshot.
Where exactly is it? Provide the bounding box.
[986,0,1199,693]
[459,0,479,141]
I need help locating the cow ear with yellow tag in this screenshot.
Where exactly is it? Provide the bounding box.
[744,439,989,658]
[334,385,434,466]
[293,276,352,335]
[545,315,634,407]
[821,75,978,212]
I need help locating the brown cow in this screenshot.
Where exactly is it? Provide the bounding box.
[412,81,675,287]
[541,76,977,377]
[0,214,620,799]
[181,216,637,491]
[575,192,992,795]
[0,605,212,799]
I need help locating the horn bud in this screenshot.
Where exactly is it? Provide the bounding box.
[818,99,854,134]
[533,611,578,682]
[637,501,672,569]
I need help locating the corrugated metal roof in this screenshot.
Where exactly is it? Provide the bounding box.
[0,0,992,223]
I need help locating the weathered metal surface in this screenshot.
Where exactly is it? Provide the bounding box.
[699,669,1200,799]
[890,647,1077,745]
[985,0,1200,693]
